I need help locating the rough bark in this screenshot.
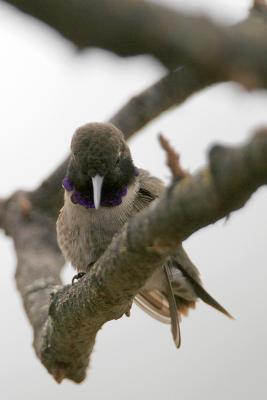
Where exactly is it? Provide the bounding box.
[1,129,267,382]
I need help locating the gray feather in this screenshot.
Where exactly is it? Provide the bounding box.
[163,265,181,348]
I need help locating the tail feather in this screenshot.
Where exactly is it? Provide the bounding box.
[177,262,233,319]
[163,265,181,348]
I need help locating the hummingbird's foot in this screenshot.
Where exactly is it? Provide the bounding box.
[72,272,86,285]
[125,300,133,317]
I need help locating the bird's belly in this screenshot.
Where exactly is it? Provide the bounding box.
[85,215,122,269]
[57,213,92,271]
[58,204,129,272]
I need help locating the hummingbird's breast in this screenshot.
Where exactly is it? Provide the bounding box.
[57,180,140,271]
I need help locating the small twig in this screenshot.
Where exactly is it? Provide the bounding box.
[158,134,189,181]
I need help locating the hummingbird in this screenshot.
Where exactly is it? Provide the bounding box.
[57,122,232,348]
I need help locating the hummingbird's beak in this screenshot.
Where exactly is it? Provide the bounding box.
[92,175,104,209]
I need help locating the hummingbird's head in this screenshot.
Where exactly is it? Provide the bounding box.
[66,122,136,209]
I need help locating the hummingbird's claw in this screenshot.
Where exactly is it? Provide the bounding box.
[72,272,86,285]
[125,300,133,317]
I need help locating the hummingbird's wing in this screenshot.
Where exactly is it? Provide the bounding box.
[172,256,233,319]
[170,247,233,319]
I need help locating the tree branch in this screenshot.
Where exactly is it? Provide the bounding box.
[2,128,267,382]
[2,0,267,385]
[1,192,64,360]
[158,134,189,181]
[2,0,267,86]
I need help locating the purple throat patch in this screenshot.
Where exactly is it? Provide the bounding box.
[62,176,128,209]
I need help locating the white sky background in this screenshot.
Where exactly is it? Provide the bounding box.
[1,0,267,399]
